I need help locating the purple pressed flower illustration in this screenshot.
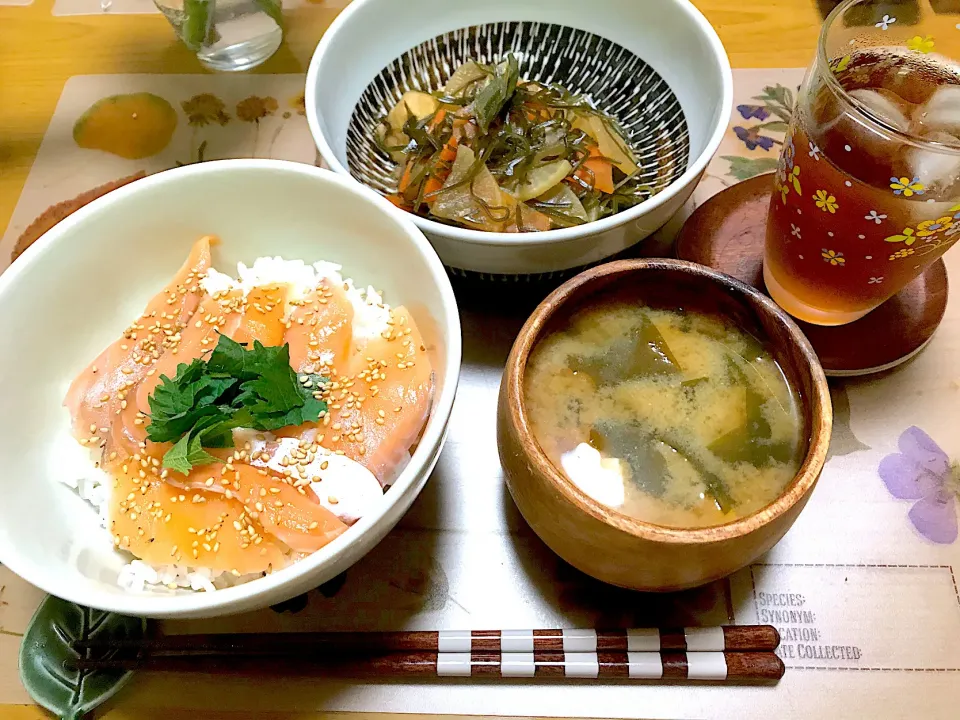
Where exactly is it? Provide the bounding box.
[878,427,960,544]
[737,104,770,120]
[733,126,775,151]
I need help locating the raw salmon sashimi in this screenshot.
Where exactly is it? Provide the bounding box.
[286,279,354,378]
[65,246,435,591]
[64,236,212,461]
[105,451,289,576]
[278,304,434,486]
[232,284,289,348]
[108,289,247,455]
[117,283,290,454]
[167,461,347,553]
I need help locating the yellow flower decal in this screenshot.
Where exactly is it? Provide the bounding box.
[890,176,925,197]
[822,249,845,266]
[814,189,838,213]
[236,95,279,123]
[884,227,917,246]
[788,165,802,196]
[776,180,790,205]
[916,217,954,238]
[181,93,230,127]
[907,35,935,54]
[830,55,851,73]
[890,248,915,260]
[949,203,960,221]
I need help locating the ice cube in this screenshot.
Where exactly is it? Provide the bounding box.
[848,88,913,131]
[897,130,960,200]
[913,85,960,135]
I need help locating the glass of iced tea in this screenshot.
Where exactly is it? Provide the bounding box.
[765,0,960,325]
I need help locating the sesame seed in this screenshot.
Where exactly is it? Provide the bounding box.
[327,495,339,504]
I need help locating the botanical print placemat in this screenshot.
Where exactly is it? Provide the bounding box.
[0,74,316,269]
[2,67,960,719]
[51,0,345,16]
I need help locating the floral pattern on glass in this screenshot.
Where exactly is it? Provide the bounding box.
[916,217,954,238]
[875,14,896,30]
[906,35,935,54]
[890,177,925,197]
[821,249,845,266]
[814,189,838,213]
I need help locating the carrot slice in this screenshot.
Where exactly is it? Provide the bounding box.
[385,193,410,209]
[428,109,447,132]
[423,176,444,198]
[437,133,461,164]
[575,146,614,194]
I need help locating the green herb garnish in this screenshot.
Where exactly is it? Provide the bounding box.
[146,334,327,475]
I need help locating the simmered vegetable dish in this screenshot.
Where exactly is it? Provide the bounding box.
[376,54,657,232]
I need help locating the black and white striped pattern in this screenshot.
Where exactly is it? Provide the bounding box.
[434,650,730,679]
[345,21,689,200]
[434,627,729,653]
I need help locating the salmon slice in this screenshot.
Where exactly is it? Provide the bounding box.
[335,305,433,483]
[285,279,354,378]
[279,305,434,486]
[167,461,347,553]
[106,453,289,576]
[64,236,213,459]
[111,289,248,452]
[233,284,289,347]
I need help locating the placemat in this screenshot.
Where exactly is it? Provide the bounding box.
[52,0,347,17]
[2,67,960,720]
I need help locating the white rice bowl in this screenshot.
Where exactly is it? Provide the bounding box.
[60,256,405,595]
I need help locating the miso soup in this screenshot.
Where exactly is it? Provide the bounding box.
[524,301,804,529]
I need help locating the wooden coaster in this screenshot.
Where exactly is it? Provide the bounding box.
[676,173,949,377]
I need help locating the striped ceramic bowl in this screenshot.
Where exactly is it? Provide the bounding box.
[306,0,732,278]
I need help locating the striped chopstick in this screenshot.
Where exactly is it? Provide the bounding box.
[75,649,785,682]
[75,625,780,654]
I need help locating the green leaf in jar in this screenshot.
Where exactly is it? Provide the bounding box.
[181,0,214,51]
[19,596,148,720]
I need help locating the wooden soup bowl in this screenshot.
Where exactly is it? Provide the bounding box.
[497,259,832,591]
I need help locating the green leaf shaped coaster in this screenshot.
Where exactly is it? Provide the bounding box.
[19,596,147,720]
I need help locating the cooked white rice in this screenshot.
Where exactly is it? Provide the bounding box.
[62,258,393,594]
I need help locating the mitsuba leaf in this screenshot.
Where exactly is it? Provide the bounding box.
[148,333,328,474]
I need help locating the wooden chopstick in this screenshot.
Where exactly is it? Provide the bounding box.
[74,625,780,654]
[73,650,785,683]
